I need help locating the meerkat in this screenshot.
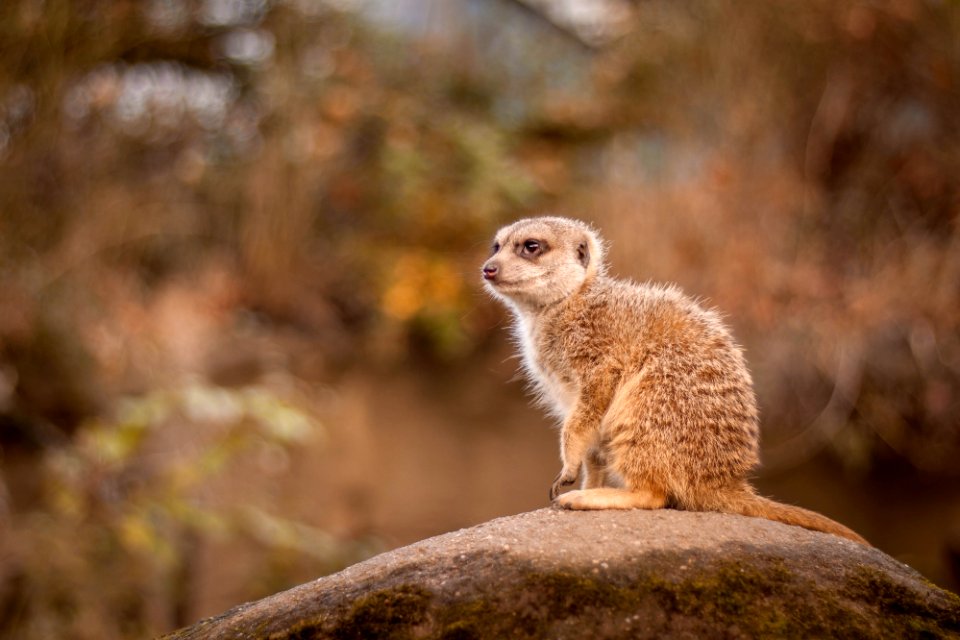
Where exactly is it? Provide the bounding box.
[482,216,868,545]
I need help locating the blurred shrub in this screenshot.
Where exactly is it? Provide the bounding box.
[592,0,960,473]
[0,0,541,373]
[0,4,545,635]
[3,380,372,639]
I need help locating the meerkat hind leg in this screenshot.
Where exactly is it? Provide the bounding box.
[555,486,667,511]
[581,449,609,489]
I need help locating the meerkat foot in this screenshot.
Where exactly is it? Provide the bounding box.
[554,487,667,511]
[549,467,580,500]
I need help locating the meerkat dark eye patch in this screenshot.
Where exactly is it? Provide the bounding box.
[520,239,545,257]
[577,241,590,268]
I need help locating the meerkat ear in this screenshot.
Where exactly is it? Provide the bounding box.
[577,241,590,268]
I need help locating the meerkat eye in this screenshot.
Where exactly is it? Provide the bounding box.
[522,239,542,256]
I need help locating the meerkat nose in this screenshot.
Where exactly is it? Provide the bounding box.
[482,263,499,280]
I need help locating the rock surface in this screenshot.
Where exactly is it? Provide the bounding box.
[164,508,960,639]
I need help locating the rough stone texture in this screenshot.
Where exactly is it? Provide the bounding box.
[163,508,960,639]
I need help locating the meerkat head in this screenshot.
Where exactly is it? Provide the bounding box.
[481,216,606,310]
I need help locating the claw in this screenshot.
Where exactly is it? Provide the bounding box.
[549,470,576,501]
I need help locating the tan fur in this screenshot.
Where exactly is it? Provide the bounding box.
[482,216,868,545]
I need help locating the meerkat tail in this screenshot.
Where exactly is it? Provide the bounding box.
[705,488,869,545]
[555,487,667,511]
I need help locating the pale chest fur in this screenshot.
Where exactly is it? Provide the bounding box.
[516,312,579,420]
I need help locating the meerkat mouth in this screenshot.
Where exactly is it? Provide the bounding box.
[486,276,531,289]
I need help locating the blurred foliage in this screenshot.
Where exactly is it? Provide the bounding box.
[0,3,548,636]
[589,0,960,475]
[0,0,541,374]
[0,0,959,636]
[4,380,373,639]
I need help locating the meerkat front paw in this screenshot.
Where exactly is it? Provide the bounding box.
[549,467,579,500]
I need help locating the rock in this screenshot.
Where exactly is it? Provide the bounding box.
[163,508,960,639]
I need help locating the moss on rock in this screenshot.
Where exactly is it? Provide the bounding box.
[305,557,960,639]
[162,509,960,640]
[842,565,960,638]
[330,585,433,640]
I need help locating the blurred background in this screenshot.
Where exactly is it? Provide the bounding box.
[1,0,958,637]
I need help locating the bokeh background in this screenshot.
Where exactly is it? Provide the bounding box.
[1,0,958,637]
